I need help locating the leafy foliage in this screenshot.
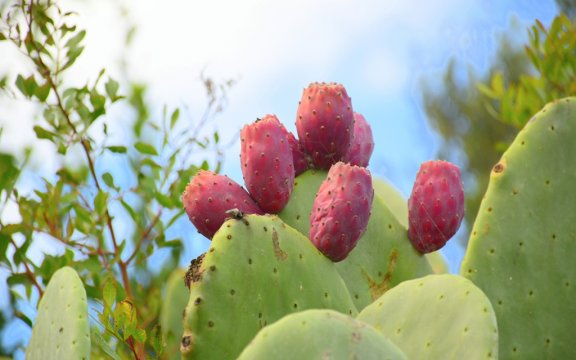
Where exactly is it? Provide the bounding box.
[421,6,576,243]
[0,1,233,358]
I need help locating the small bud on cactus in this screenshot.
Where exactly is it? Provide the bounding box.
[183,170,264,239]
[343,112,375,167]
[296,82,354,169]
[407,160,465,253]
[240,114,295,213]
[309,162,374,262]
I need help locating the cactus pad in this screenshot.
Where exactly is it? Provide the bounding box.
[181,214,357,359]
[26,266,90,360]
[279,170,433,310]
[461,97,576,358]
[357,274,498,359]
[159,268,189,360]
[237,309,407,360]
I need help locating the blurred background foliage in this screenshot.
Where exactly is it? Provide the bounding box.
[421,0,576,245]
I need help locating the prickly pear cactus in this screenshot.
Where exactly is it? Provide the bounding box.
[279,170,433,310]
[26,267,90,360]
[159,268,189,360]
[357,274,498,359]
[181,214,357,360]
[237,309,407,360]
[461,97,576,358]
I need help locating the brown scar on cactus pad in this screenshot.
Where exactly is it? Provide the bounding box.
[185,253,206,289]
[272,228,288,261]
[363,249,398,301]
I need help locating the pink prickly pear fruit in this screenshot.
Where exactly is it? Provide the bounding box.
[285,131,311,176]
[240,114,295,213]
[343,112,375,167]
[296,82,354,169]
[407,160,465,253]
[309,162,374,262]
[182,170,264,239]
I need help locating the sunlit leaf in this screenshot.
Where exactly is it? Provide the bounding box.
[106,145,127,154]
[170,108,180,129]
[65,29,86,48]
[33,125,55,141]
[35,82,51,101]
[94,190,108,216]
[102,172,115,188]
[135,142,158,156]
[0,153,19,192]
[105,78,120,101]
[91,328,121,360]
[103,279,117,310]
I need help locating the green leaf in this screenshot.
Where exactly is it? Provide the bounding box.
[102,172,115,189]
[7,273,31,287]
[94,190,108,216]
[0,32,6,41]
[15,74,38,98]
[120,200,137,222]
[490,72,505,97]
[91,328,121,360]
[90,90,106,110]
[476,83,498,99]
[170,108,180,129]
[0,232,10,262]
[33,125,55,141]
[35,82,51,101]
[65,30,86,48]
[61,46,85,71]
[133,328,147,343]
[105,78,120,101]
[135,142,158,156]
[57,143,67,155]
[103,280,117,310]
[0,153,20,192]
[141,158,161,169]
[106,145,127,154]
[155,192,173,208]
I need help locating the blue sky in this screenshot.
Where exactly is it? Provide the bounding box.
[0,0,560,355]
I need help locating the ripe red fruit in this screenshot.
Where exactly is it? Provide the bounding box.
[296,82,354,169]
[407,160,465,253]
[343,112,375,167]
[309,162,374,262]
[183,170,264,239]
[240,114,295,213]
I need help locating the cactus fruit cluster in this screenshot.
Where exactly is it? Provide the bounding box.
[24,91,576,359]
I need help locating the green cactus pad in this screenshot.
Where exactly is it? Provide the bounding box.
[26,266,90,360]
[357,274,498,359]
[237,309,407,360]
[159,268,189,360]
[461,97,576,358]
[181,214,357,360]
[372,177,408,227]
[279,170,433,310]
